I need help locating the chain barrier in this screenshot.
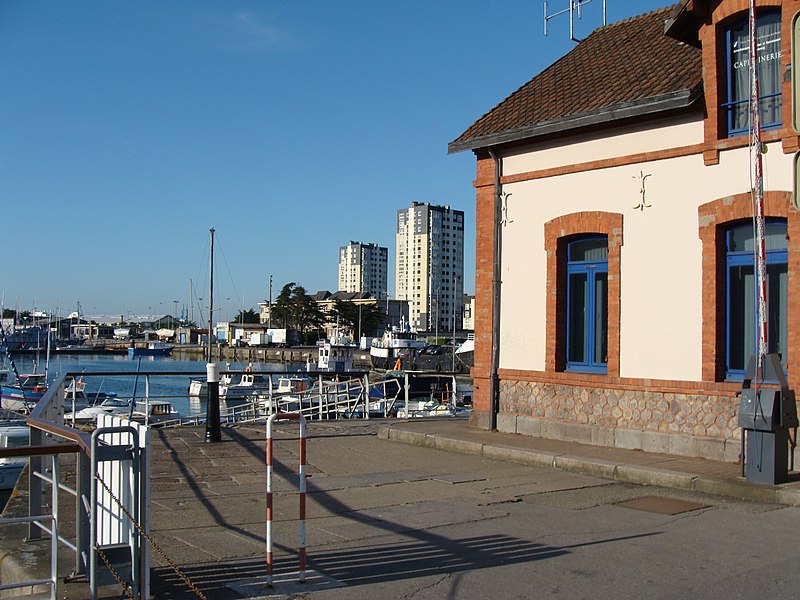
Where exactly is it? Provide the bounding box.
[95,473,209,600]
[96,545,135,600]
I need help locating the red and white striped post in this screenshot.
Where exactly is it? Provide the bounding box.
[266,412,307,587]
[748,0,768,383]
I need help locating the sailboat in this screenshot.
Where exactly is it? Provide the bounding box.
[0,324,47,413]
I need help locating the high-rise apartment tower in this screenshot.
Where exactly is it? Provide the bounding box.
[337,241,388,299]
[396,202,464,332]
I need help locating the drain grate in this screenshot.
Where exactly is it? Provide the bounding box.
[614,496,709,515]
[227,570,345,597]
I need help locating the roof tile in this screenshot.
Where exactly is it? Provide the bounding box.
[451,5,701,151]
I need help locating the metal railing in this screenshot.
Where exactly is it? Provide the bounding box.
[0,366,470,598]
[0,374,152,599]
[0,439,80,598]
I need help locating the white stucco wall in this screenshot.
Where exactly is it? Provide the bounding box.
[503,114,703,175]
[498,118,793,383]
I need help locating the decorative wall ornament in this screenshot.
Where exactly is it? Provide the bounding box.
[501,191,513,227]
[632,171,652,211]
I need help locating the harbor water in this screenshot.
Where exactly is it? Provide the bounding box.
[8,353,308,418]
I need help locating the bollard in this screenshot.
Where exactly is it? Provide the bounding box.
[265,413,307,586]
[205,363,221,442]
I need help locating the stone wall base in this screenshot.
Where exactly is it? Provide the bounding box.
[469,410,492,431]
[497,413,747,463]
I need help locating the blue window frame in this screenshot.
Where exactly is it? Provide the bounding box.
[566,237,608,373]
[725,219,788,380]
[723,10,782,137]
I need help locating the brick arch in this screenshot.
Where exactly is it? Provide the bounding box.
[712,0,781,25]
[544,212,623,376]
[701,0,789,164]
[698,191,800,386]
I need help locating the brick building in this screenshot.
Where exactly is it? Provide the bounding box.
[449,1,800,463]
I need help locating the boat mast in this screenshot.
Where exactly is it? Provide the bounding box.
[208,228,215,363]
[748,0,768,384]
[0,324,21,385]
[189,278,193,325]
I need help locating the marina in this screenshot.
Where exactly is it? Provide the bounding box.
[1,352,472,425]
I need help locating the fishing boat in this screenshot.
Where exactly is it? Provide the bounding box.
[316,338,356,372]
[127,342,174,357]
[0,373,47,413]
[369,318,428,370]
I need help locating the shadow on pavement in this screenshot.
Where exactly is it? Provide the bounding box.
[151,531,660,598]
[150,426,661,598]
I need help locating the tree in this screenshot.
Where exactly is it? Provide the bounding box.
[331,300,383,339]
[291,285,325,336]
[271,283,296,328]
[232,308,260,324]
[2,309,29,322]
[269,282,325,338]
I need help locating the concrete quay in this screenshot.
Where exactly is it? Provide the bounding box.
[381,419,800,507]
[3,418,800,599]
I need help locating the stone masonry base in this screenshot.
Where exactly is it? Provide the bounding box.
[496,413,743,463]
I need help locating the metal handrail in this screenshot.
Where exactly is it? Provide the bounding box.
[19,373,151,599]
[0,442,73,600]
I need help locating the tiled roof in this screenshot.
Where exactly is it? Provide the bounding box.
[313,290,374,301]
[449,5,702,153]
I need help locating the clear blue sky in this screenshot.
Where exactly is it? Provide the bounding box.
[1,0,674,320]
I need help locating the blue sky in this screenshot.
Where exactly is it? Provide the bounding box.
[1,0,674,320]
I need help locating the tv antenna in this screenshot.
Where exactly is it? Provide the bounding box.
[544,0,607,42]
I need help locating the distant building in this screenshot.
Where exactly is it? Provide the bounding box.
[396,202,465,332]
[462,295,475,331]
[337,241,388,299]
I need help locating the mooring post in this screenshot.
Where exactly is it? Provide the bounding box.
[205,362,221,442]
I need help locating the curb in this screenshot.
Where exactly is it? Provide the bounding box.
[379,425,800,507]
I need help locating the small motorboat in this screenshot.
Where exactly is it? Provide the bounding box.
[0,373,47,413]
[127,342,174,357]
[65,398,131,424]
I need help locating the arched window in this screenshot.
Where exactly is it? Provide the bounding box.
[566,236,608,373]
[726,219,788,378]
[723,10,782,136]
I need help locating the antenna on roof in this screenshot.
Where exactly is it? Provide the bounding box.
[544,0,607,43]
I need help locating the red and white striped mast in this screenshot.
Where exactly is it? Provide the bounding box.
[748,0,768,383]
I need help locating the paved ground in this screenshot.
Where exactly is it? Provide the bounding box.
[6,418,800,599]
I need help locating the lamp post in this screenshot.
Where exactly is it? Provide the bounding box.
[268,275,273,330]
[434,292,439,342]
[452,275,458,372]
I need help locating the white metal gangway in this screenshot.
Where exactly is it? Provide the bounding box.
[0,375,151,600]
